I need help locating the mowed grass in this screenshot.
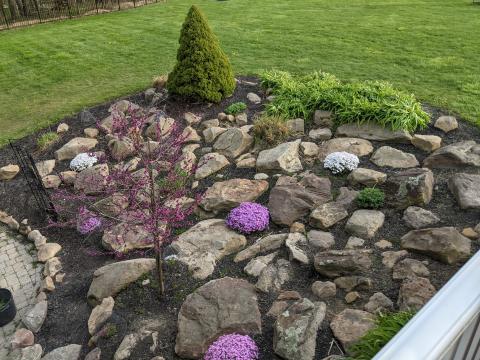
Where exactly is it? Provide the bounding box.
[0,0,479,145]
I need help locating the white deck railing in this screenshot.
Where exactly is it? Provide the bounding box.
[373,250,480,360]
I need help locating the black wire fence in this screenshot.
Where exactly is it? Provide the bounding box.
[0,0,163,30]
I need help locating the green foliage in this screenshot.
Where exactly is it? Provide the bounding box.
[356,187,385,209]
[261,70,430,132]
[0,298,7,310]
[253,115,291,147]
[37,131,59,150]
[167,5,235,103]
[104,323,118,338]
[348,311,416,360]
[225,102,247,115]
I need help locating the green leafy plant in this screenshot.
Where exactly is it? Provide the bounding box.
[356,187,385,209]
[167,5,235,103]
[0,298,7,310]
[253,115,291,147]
[37,131,59,150]
[261,70,429,132]
[225,102,247,115]
[348,311,416,360]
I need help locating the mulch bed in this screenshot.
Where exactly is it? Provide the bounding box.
[1,76,479,359]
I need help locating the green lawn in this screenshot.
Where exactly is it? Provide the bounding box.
[1,0,479,145]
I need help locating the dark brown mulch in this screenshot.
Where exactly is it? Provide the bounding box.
[0,77,479,360]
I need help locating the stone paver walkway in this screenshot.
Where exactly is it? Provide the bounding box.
[0,224,42,357]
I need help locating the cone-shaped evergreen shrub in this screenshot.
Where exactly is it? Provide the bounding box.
[167,5,235,103]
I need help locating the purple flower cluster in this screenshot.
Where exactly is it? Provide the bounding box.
[225,202,269,234]
[76,207,102,234]
[204,334,259,360]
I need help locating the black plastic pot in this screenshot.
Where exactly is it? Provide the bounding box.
[0,288,16,327]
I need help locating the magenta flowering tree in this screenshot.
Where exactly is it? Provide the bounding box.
[204,334,259,360]
[51,106,200,296]
[225,202,270,234]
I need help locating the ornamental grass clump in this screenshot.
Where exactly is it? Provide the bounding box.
[356,187,385,209]
[70,153,98,171]
[167,5,235,103]
[261,70,429,132]
[226,202,269,234]
[204,334,259,360]
[253,115,291,147]
[323,151,359,174]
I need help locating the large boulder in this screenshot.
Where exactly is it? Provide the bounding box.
[55,137,98,161]
[347,168,387,186]
[41,344,82,360]
[411,134,442,152]
[402,206,440,229]
[309,202,348,229]
[175,277,261,359]
[423,141,480,168]
[171,219,247,279]
[108,138,135,161]
[213,128,253,159]
[22,301,47,333]
[335,123,412,143]
[401,227,471,264]
[268,174,332,225]
[448,173,480,209]
[93,193,129,218]
[35,159,56,178]
[145,117,175,138]
[330,309,375,349]
[102,222,152,252]
[0,164,20,180]
[345,210,384,239]
[314,250,372,278]
[257,140,303,174]
[398,276,436,311]
[195,153,230,180]
[256,258,292,293]
[87,258,156,305]
[200,179,269,213]
[274,299,326,360]
[74,164,109,195]
[317,138,373,160]
[383,168,434,209]
[370,146,419,168]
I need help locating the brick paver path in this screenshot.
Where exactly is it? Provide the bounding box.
[0,224,43,357]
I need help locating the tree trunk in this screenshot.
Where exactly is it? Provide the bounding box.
[155,246,165,297]
[7,0,19,19]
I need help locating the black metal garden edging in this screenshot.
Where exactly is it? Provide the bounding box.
[9,140,57,220]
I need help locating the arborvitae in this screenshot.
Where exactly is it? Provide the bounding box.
[167,5,236,103]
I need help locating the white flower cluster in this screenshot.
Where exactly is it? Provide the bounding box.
[70,153,98,172]
[323,151,359,174]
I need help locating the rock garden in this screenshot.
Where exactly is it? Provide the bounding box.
[1,5,480,360]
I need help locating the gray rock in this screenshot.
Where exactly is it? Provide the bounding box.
[42,175,61,189]
[307,230,335,250]
[314,110,333,128]
[314,250,372,278]
[330,309,375,349]
[41,344,81,360]
[18,344,43,360]
[401,227,471,264]
[423,141,480,168]
[309,128,332,141]
[114,330,152,360]
[335,123,412,143]
[403,206,440,229]
[347,168,386,186]
[268,174,331,225]
[84,348,101,360]
[310,202,348,230]
[286,118,305,134]
[202,126,227,144]
[434,115,458,133]
[87,258,156,305]
[285,233,309,264]
[79,109,96,126]
[244,252,278,277]
[384,168,434,209]
[382,250,409,269]
[184,112,201,126]
[345,236,365,249]
[274,299,326,360]
[411,134,442,152]
[398,276,436,311]
[145,117,175,138]
[371,146,419,168]
[311,281,336,299]
[235,113,248,126]
[234,234,287,262]
[108,138,134,161]
[448,173,480,209]
[300,142,319,157]
[35,160,56,178]
[317,138,373,161]
[175,277,261,359]
[101,222,152,253]
[335,187,359,210]
[0,164,20,181]
[345,210,385,239]
[171,219,246,279]
[213,128,253,159]
[37,243,61,263]
[334,276,372,292]
[182,126,201,143]
[200,178,268,213]
[93,193,129,218]
[257,140,303,174]
[88,296,114,335]
[392,258,430,280]
[256,259,292,293]
[74,164,109,195]
[195,152,230,180]
[364,292,394,314]
[54,137,97,161]
[247,92,261,104]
